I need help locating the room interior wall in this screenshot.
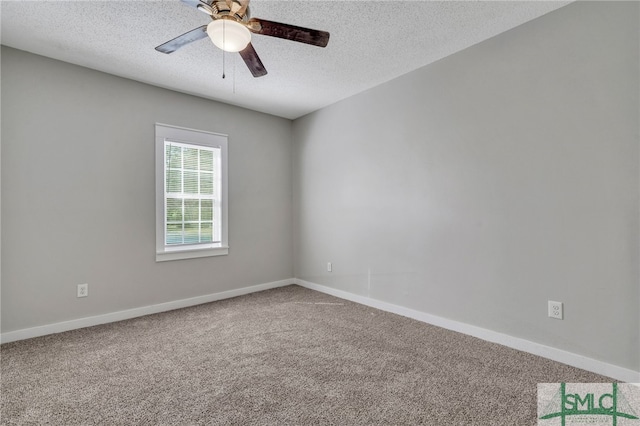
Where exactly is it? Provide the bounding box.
[292,1,639,372]
[1,46,293,332]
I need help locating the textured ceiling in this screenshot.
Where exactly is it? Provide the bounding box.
[1,0,571,119]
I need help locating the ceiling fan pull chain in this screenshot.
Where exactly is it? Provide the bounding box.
[222,20,226,79]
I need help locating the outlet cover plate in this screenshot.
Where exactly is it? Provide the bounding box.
[77,283,88,298]
[548,300,563,319]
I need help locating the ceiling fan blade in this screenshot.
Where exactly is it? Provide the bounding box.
[239,43,267,77]
[181,0,216,15]
[155,25,209,54]
[180,0,212,9]
[248,18,329,48]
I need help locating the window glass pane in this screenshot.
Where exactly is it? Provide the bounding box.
[184,223,200,244]
[200,172,213,195]
[184,171,198,194]
[166,169,182,193]
[166,198,182,222]
[166,144,182,169]
[184,148,198,170]
[201,222,213,242]
[184,199,199,221]
[201,200,212,221]
[200,150,213,172]
[166,223,183,245]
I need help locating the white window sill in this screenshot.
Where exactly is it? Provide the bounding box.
[156,245,229,262]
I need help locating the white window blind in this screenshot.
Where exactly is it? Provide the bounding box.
[165,141,220,245]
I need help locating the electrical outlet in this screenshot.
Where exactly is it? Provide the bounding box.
[327,262,332,272]
[548,300,563,319]
[77,283,88,298]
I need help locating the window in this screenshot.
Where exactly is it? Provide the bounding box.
[155,123,228,261]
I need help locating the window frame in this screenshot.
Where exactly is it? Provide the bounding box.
[155,123,229,262]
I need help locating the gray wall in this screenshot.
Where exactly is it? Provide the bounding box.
[1,46,293,332]
[292,1,639,371]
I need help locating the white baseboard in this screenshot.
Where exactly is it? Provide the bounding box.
[295,278,640,383]
[0,279,294,344]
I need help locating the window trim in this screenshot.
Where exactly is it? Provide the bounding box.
[155,123,228,262]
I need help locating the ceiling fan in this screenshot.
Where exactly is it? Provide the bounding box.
[156,0,330,78]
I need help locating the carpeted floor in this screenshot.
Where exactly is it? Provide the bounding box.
[1,285,612,425]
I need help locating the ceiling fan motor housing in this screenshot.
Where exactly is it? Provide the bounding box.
[211,0,250,22]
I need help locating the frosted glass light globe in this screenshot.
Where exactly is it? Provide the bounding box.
[207,20,251,53]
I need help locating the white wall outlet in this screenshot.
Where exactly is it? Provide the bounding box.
[77,283,88,298]
[548,300,563,319]
[327,262,332,272]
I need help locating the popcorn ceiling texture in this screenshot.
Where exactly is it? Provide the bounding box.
[0,1,570,119]
[1,285,611,425]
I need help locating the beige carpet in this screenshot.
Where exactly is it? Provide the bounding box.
[1,285,612,425]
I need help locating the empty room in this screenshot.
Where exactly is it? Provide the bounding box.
[1,0,639,424]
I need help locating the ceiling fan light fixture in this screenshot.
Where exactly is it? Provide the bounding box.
[207,20,251,53]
